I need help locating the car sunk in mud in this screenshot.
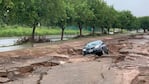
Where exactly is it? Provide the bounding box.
[82,40,109,56]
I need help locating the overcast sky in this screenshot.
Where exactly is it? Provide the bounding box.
[103,0,149,17]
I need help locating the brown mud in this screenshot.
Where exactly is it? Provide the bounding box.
[0,33,148,84]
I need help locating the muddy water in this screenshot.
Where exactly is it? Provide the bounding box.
[0,37,18,47]
[0,35,76,52]
[0,37,29,52]
[0,44,32,52]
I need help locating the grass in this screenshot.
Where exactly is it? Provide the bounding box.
[0,25,90,37]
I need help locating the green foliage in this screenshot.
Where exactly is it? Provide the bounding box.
[0,0,148,38]
[118,11,134,29]
[138,16,149,29]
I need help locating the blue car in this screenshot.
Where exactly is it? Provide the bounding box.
[82,40,109,56]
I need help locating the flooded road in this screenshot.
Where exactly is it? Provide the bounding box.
[0,37,18,47]
[0,44,32,52]
[0,33,148,84]
[0,37,28,52]
[0,35,76,52]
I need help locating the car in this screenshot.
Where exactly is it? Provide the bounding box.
[82,40,109,56]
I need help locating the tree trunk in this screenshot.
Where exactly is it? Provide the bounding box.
[78,23,82,36]
[113,28,115,34]
[101,27,104,34]
[31,22,37,47]
[143,28,146,33]
[92,26,95,35]
[107,28,110,34]
[121,28,123,33]
[32,25,36,42]
[136,29,139,33]
[61,26,65,40]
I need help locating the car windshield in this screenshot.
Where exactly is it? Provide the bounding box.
[85,40,103,48]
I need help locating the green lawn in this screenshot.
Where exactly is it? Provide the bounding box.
[0,26,90,37]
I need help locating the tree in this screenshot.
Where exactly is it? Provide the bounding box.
[0,0,141,39]
[118,11,135,33]
[0,0,14,25]
[134,18,140,33]
[73,0,94,36]
[57,0,67,40]
[88,0,110,34]
[58,19,66,40]
[102,6,118,34]
[12,0,67,43]
[86,0,98,35]
[138,16,149,33]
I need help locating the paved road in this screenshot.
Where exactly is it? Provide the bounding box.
[41,58,138,84]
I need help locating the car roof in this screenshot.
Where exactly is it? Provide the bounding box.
[86,40,103,47]
[88,40,103,44]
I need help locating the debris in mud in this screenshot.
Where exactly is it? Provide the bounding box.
[18,66,34,74]
[113,55,126,63]
[131,67,149,84]
[56,46,82,55]
[0,69,17,83]
[101,73,105,79]
[31,61,59,67]
[68,56,96,63]
[16,36,51,45]
[128,34,145,39]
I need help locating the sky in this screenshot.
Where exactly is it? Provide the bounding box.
[103,0,149,17]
